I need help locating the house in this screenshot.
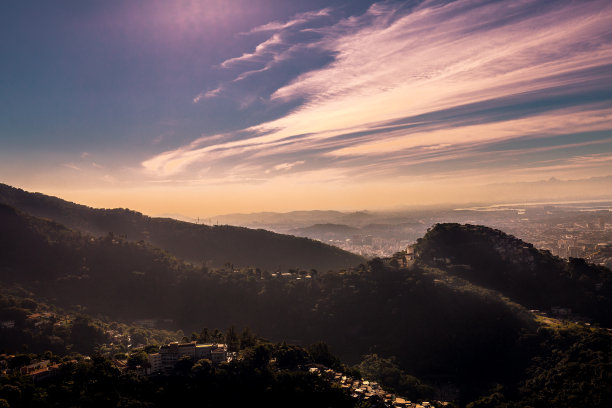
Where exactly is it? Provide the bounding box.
[20,360,50,374]
[27,360,76,382]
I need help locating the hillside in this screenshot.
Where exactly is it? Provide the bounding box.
[2,210,611,405]
[0,183,364,271]
[414,223,612,325]
[0,205,532,398]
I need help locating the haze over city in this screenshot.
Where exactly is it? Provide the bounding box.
[1,0,611,216]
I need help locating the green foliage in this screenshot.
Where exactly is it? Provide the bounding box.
[0,347,359,408]
[173,355,194,375]
[0,289,181,356]
[358,354,434,399]
[127,351,149,369]
[226,326,239,352]
[274,343,309,370]
[415,223,612,325]
[308,342,343,371]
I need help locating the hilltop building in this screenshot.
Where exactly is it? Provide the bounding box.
[152,341,228,374]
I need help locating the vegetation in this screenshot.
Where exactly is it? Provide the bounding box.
[467,325,612,408]
[415,223,612,325]
[2,201,611,406]
[0,287,181,356]
[0,341,358,408]
[0,183,364,271]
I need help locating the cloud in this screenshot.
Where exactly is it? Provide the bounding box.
[193,86,223,103]
[273,160,305,171]
[148,0,612,185]
[63,163,81,171]
[220,33,284,68]
[246,8,333,34]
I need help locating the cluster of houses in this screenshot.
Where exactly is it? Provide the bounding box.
[309,365,441,408]
[3,358,77,382]
[1,311,59,330]
[146,341,229,375]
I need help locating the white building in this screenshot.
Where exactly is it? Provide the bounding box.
[158,342,228,374]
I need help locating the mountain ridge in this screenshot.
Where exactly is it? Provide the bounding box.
[0,183,364,271]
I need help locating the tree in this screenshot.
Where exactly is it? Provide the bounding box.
[174,355,193,375]
[308,342,342,371]
[275,343,309,370]
[226,326,239,352]
[211,328,224,343]
[127,351,149,370]
[240,327,256,349]
[198,328,210,343]
[191,358,212,376]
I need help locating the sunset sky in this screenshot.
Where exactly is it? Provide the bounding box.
[1,0,611,217]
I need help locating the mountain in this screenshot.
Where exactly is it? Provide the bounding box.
[0,204,532,397]
[0,183,364,271]
[414,223,612,325]
[2,206,611,405]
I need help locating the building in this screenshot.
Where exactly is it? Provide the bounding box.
[159,342,181,374]
[148,353,162,375]
[211,347,227,365]
[158,342,228,374]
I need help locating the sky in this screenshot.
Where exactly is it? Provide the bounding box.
[1,0,611,217]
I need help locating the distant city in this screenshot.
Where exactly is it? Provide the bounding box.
[212,201,612,269]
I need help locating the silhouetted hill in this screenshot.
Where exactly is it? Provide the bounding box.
[414,223,612,325]
[0,183,364,271]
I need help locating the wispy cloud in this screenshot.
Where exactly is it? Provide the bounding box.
[273,160,305,171]
[63,163,81,171]
[246,8,333,34]
[220,33,284,68]
[193,86,223,103]
[150,0,612,186]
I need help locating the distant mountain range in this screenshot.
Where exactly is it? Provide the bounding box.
[0,183,364,271]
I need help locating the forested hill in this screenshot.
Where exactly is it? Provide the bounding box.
[2,206,611,405]
[414,223,612,325]
[0,183,364,271]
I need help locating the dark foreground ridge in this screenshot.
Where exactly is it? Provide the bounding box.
[0,183,364,271]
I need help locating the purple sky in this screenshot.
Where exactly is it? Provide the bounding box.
[1,0,611,216]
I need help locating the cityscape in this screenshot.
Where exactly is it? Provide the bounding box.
[213,201,612,269]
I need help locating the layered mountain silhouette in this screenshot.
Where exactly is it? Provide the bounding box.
[0,183,364,271]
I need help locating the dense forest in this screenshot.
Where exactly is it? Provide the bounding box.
[415,223,612,325]
[0,184,364,271]
[1,196,612,406]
